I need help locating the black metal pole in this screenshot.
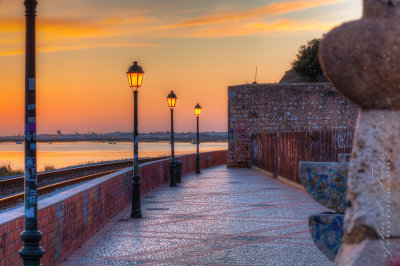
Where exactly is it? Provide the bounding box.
[195,116,200,174]
[19,1,45,265]
[170,108,177,187]
[131,90,142,218]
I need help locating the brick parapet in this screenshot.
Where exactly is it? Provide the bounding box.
[0,150,227,266]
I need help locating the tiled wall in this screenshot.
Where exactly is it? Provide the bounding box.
[0,150,227,266]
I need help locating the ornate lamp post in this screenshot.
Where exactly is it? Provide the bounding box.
[126,61,144,218]
[19,0,45,265]
[167,91,177,187]
[194,104,202,174]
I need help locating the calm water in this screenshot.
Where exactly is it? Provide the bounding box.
[0,141,227,171]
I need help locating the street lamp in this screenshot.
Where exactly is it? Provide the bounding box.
[19,0,45,265]
[127,61,144,218]
[194,104,202,174]
[167,91,177,187]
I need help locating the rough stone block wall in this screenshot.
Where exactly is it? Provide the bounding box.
[227,83,358,167]
[0,150,227,266]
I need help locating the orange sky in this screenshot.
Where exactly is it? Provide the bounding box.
[0,0,362,135]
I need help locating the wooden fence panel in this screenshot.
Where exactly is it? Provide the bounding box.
[252,129,354,183]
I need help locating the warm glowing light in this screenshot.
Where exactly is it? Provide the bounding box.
[167,91,177,108]
[195,103,202,116]
[0,0,361,135]
[127,61,144,89]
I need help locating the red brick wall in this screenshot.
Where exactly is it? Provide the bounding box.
[0,150,227,266]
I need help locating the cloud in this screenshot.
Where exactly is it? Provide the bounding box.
[0,41,157,57]
[0,17,24,33]
[160,0,339,29]
[0,14,158,56]
[0,15,154,40]
[177,19,335,38]
[0,0,339,56]
[39,42,157,53]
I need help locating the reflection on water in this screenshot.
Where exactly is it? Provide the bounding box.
[0,141,228,171]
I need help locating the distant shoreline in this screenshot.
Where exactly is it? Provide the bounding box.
[0,139,228,143]
[0,132,228,144]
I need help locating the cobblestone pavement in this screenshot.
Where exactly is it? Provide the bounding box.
[61,166,332,266]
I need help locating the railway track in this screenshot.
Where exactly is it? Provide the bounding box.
[0,168,124,210]
[0,157,167,210]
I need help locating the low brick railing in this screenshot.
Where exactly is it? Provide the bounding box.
[0,150,227,266]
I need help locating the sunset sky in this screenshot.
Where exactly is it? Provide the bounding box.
[0,0,361,135]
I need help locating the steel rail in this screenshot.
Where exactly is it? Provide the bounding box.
[0,157,167,193]
[0,159,133,184]
[0,156,168,210]
[0,168,124,210]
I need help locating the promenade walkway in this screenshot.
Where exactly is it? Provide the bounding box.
[61,166,332,265]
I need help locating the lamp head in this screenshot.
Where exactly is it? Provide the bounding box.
[194,103,202,116]
[167,91,177,108]
[127,61,144,90]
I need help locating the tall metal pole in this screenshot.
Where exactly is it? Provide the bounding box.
[195,116,200,174]
[131,90,142,218]
[170,108,177,187]
[19,0,45,265]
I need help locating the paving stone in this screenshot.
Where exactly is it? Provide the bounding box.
[61,166,332,266]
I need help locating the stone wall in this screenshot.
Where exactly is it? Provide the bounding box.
[0,150,227,266]
[228,83,358,167]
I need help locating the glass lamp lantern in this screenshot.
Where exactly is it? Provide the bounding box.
[194,103,202,116]
[167,91,177,108]
[127,61,144,89]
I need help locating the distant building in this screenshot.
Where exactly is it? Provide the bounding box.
[56,130,62,136]
[279,70,307,83]
[279,69,328,84]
